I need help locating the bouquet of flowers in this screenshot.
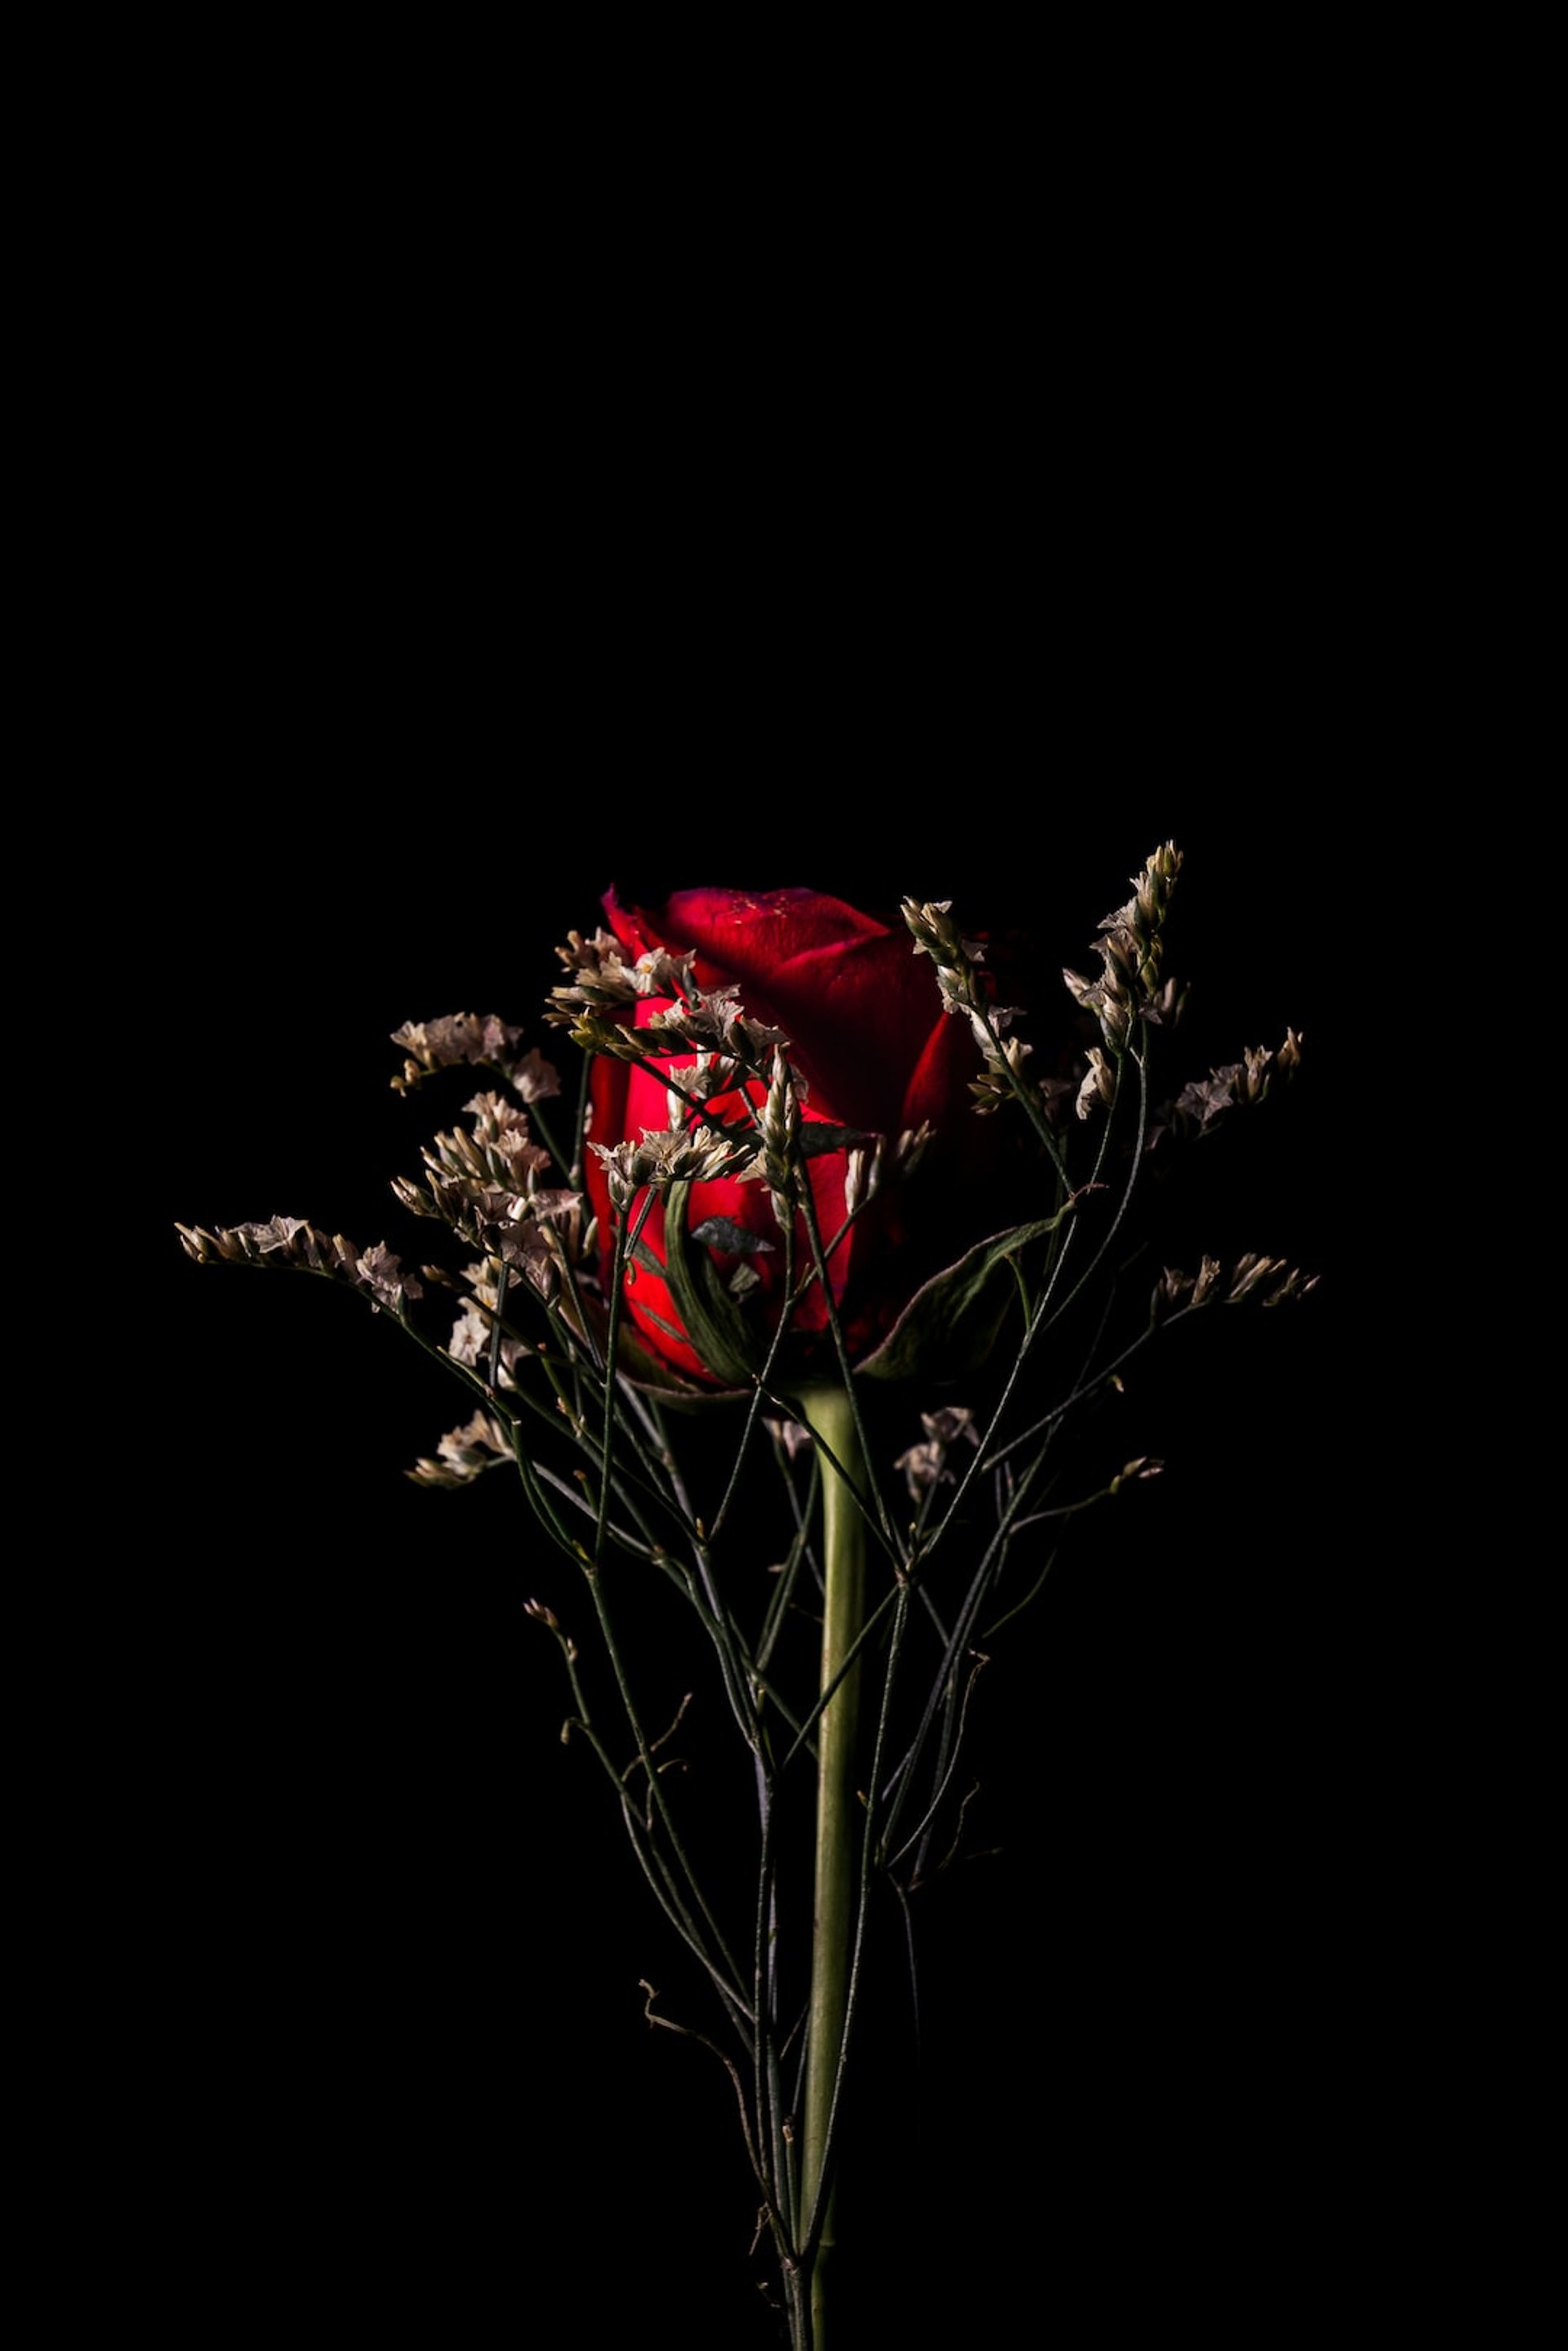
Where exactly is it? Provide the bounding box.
[177,849,1315,2344]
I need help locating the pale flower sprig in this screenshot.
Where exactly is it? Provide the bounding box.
[174,1215,422,1314]
[901,897,1030,1111]
[1063,840,1185,1055]
[407,1407,514,1489]
[547,930,787,1069]
[390,1012,560,1101]
[589,1126,764,1216]
[1155,1252,1320,1316]
[1158,1031,1305,1139]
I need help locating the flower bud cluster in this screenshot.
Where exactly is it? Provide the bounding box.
[1143,977,1188,1029]
[590,1126,762,1215]
[390,1090,581,1269]
[447,1297,528,1385]
[901,899,986,1003]
[390,1014,559,1101]
[407,1407,513,1488]
[641,988,788,1068]
[841,1136,883,1222]
[764,1416,813,1462]
[548,930,644,1015]
[630,947,702,1001]
[1110,1457,1165,1493]
[902,899,1028,1110]
[892,1121,933,1180]
[392,1162,579,1268]
[759,1048,801,1198]
[549,930,788,1074]
[1063,841,1184,1057]
[554,1012,633,1060]
[523,1595,578,1662]
[969,1033,1036,1115]
[393,1168,507,1235]
[1164,1028,1305,1137]
[425,1093,555,1193]
[1154,1251,1318,1316]
[893,1404,979,1501]
[682,1051,746,1103]
[1075,1045,1116,1122]
[546,935,652,1057]
[464,1198,576,1310]
[176,1216,422,1314]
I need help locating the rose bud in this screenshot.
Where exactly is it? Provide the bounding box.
[581,885,1043,1391]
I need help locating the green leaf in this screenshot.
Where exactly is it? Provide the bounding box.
[857,1213,1070,1384]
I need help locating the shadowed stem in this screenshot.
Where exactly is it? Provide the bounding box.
[797,1383,866,2349]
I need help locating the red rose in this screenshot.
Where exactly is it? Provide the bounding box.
[582,885,1016,1390]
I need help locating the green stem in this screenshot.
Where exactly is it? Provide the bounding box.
[798,1383,866,2347]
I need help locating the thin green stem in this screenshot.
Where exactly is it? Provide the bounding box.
[581,1197,753,2019]
[525,1096,571,1184]
[709,1213,798,1546]
[797,1384,866,2349]
[756,1444,820,1679]
[791,1178,901,1563]
[911,1037,1147,1578]
[777,1580,902,1776]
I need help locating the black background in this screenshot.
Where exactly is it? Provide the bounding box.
[33,57,1468,2332]
[116,762,1377,2340]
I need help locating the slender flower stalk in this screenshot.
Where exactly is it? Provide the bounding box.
[797,1382,867,2346]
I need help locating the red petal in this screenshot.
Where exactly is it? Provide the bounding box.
[585,1052,630,1239]
[604,886,979,1144]
[608,886,884,970]
[900,1003,982,1133]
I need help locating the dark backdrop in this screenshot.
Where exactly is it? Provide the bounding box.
[35,65,1445,2332]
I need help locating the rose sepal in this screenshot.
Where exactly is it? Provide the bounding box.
[560,1263,751,1405]
[856,1210,1072,1384]
[615,1315,751,1405]
[659,1177,774,1391]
